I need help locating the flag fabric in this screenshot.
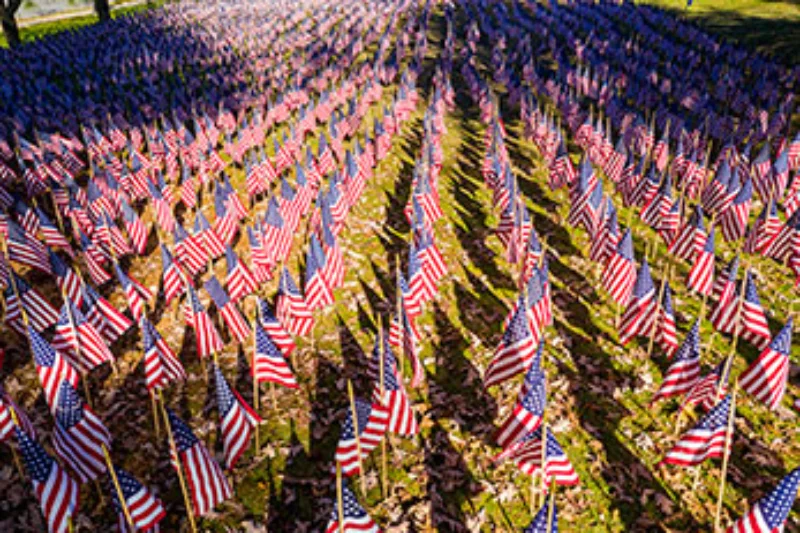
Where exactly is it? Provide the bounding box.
[602,229,636,305]
[325,477,379,533]
[187,286,224,359]
[114,264,149,322]
[387,304,422,388]
[275,267,314,337]
[524,500,558,533]
[686,227,716,296]
[0,389,35,442]
[213,364,262,469]
[681,360,730,414]
[726,467,800,533]
[619,258,656,345]
[15,427,80,533]
[141,317,185,392]
[52,300,116,374]
[205,276,251,343]
[50,251,82,307]
[29,325,80,413]
[495,364,546,450]
[655,283,679,356]
[484,303,539,389]
[372,338,417,437]
[738,271,771,349]
[494,426,579,486]
[108,466,166,533]
[305,235,334,310]
[160,245,187,305]
[52,381,111,484]
[252,322,298,389]
[4,272,60,335]
[661,394,732,466]
[257,298,296,359]
[335,396,390,477]
[651,321,701,403]
[224,245,258,303]
[81,283,132,344]
[166,409,232,517]
[739,319,793,410]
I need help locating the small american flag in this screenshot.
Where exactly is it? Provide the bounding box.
[187,286,224,359]
[52,381,111,484]
[651,321,701,403]
[4,272,60,335]
[53,300,116,374]
[335,396,390,477]
[669,206,706,261]
[166,409,232,517]
[662,394,732,467]
[739,318,793,410]
[15,426,79,533]
[225,246,259,303]
[371,340,417,437]
[6,220,51,274]
[686,227,716,296]
[114,264,149,323]
[305,235,334,310]
[524,499,558,533]
[252,321,298,389]
[325,477,379,533]
[108,466,166,533]
[739,271,771,349]
[681,360,729,414]
[29,325,79,413]
[174,224,207,276]
[49,251,82,307]
[601,229,636,305]
[275,267,314,337]
[160,245,187,305]
[484,303,538,389]
[205,276,251,344]
[727,467,800,532]
[494,426,579,486]
[81,283,132,344]
[655,283,678,356]
[257,298,296,359]
[141,317,186,393]
[495,364,546,450]
[213,364,262,469]
[193,211,226,259]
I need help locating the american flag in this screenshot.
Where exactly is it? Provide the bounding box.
[15,427,79,533]
[407,242,437,308]
[720,177,752,242]
[494,426,579,486]
[247,225,273,284]
[49,251,82,307]
[739,318,793,411]
[495,364,546,450]
[166,409,232,517]
[252,321,298,389]
[686,227,716,296]
[681,360,730,414]
[669,206,706,261]
[388,305,422,388]
[52,381,111,484]
[484,303,539,389]
[0,389,35,442]
[275,267,314,337]
[194,211,226,259]
[225,246,259,303]
[263,198,291,263]
[305,235,334,310]
[371,340,417,437]
[524,500,558,533]
[174,224,207,277]
[651,321,700,403]
[335,396,390,477]
[4,271,60,335]
[205,276,251,344]
[325,477,379,533]
[727,467,800,533]
[53,300,116,374]
[655,283,679,356]
[186,286,224,359]
[120,201,148,256]
[619,258,656,345]
[602,229,636,305]
[739,271,771,349]
[108,466,166,533]
[6,219,52,274]
[81,283,132,344]
[114,264,149,323]
[257,298,296,359]
[213,364,262,469]
[35,208,73,257]
[160,245,187,305]
[320,220,345,291]
[661,394,732,467]
[141,317,186,392]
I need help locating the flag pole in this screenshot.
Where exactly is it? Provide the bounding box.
[713,382,738,533]
[102,445,135,530]
[252,304,260,452]
[395,254,405,380]
[378,316,388,500]
[158,390,198,533]
[5,403,28,481]
[347,379,366,495]
[336,461,345,533]
[545,477,557,531]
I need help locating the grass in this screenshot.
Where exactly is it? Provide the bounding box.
[643,0,800,61]
[0,1,158,47]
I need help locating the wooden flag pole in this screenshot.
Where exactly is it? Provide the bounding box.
[102,444,135,530]
[538,420,549,509]
[395,255,405,379]
[158,390,198,533]
[645,264,671,359]
[713,383,738,533]
[6,404,28,481]
[347,379,366,495]
[545,477,557,531]
[150,391,161,439]
[378,316,388,500]
[336,462,345,533]
[252,304,261,452]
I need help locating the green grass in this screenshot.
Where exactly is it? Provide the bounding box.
[643,0,800,61]
[0,1,159,47]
